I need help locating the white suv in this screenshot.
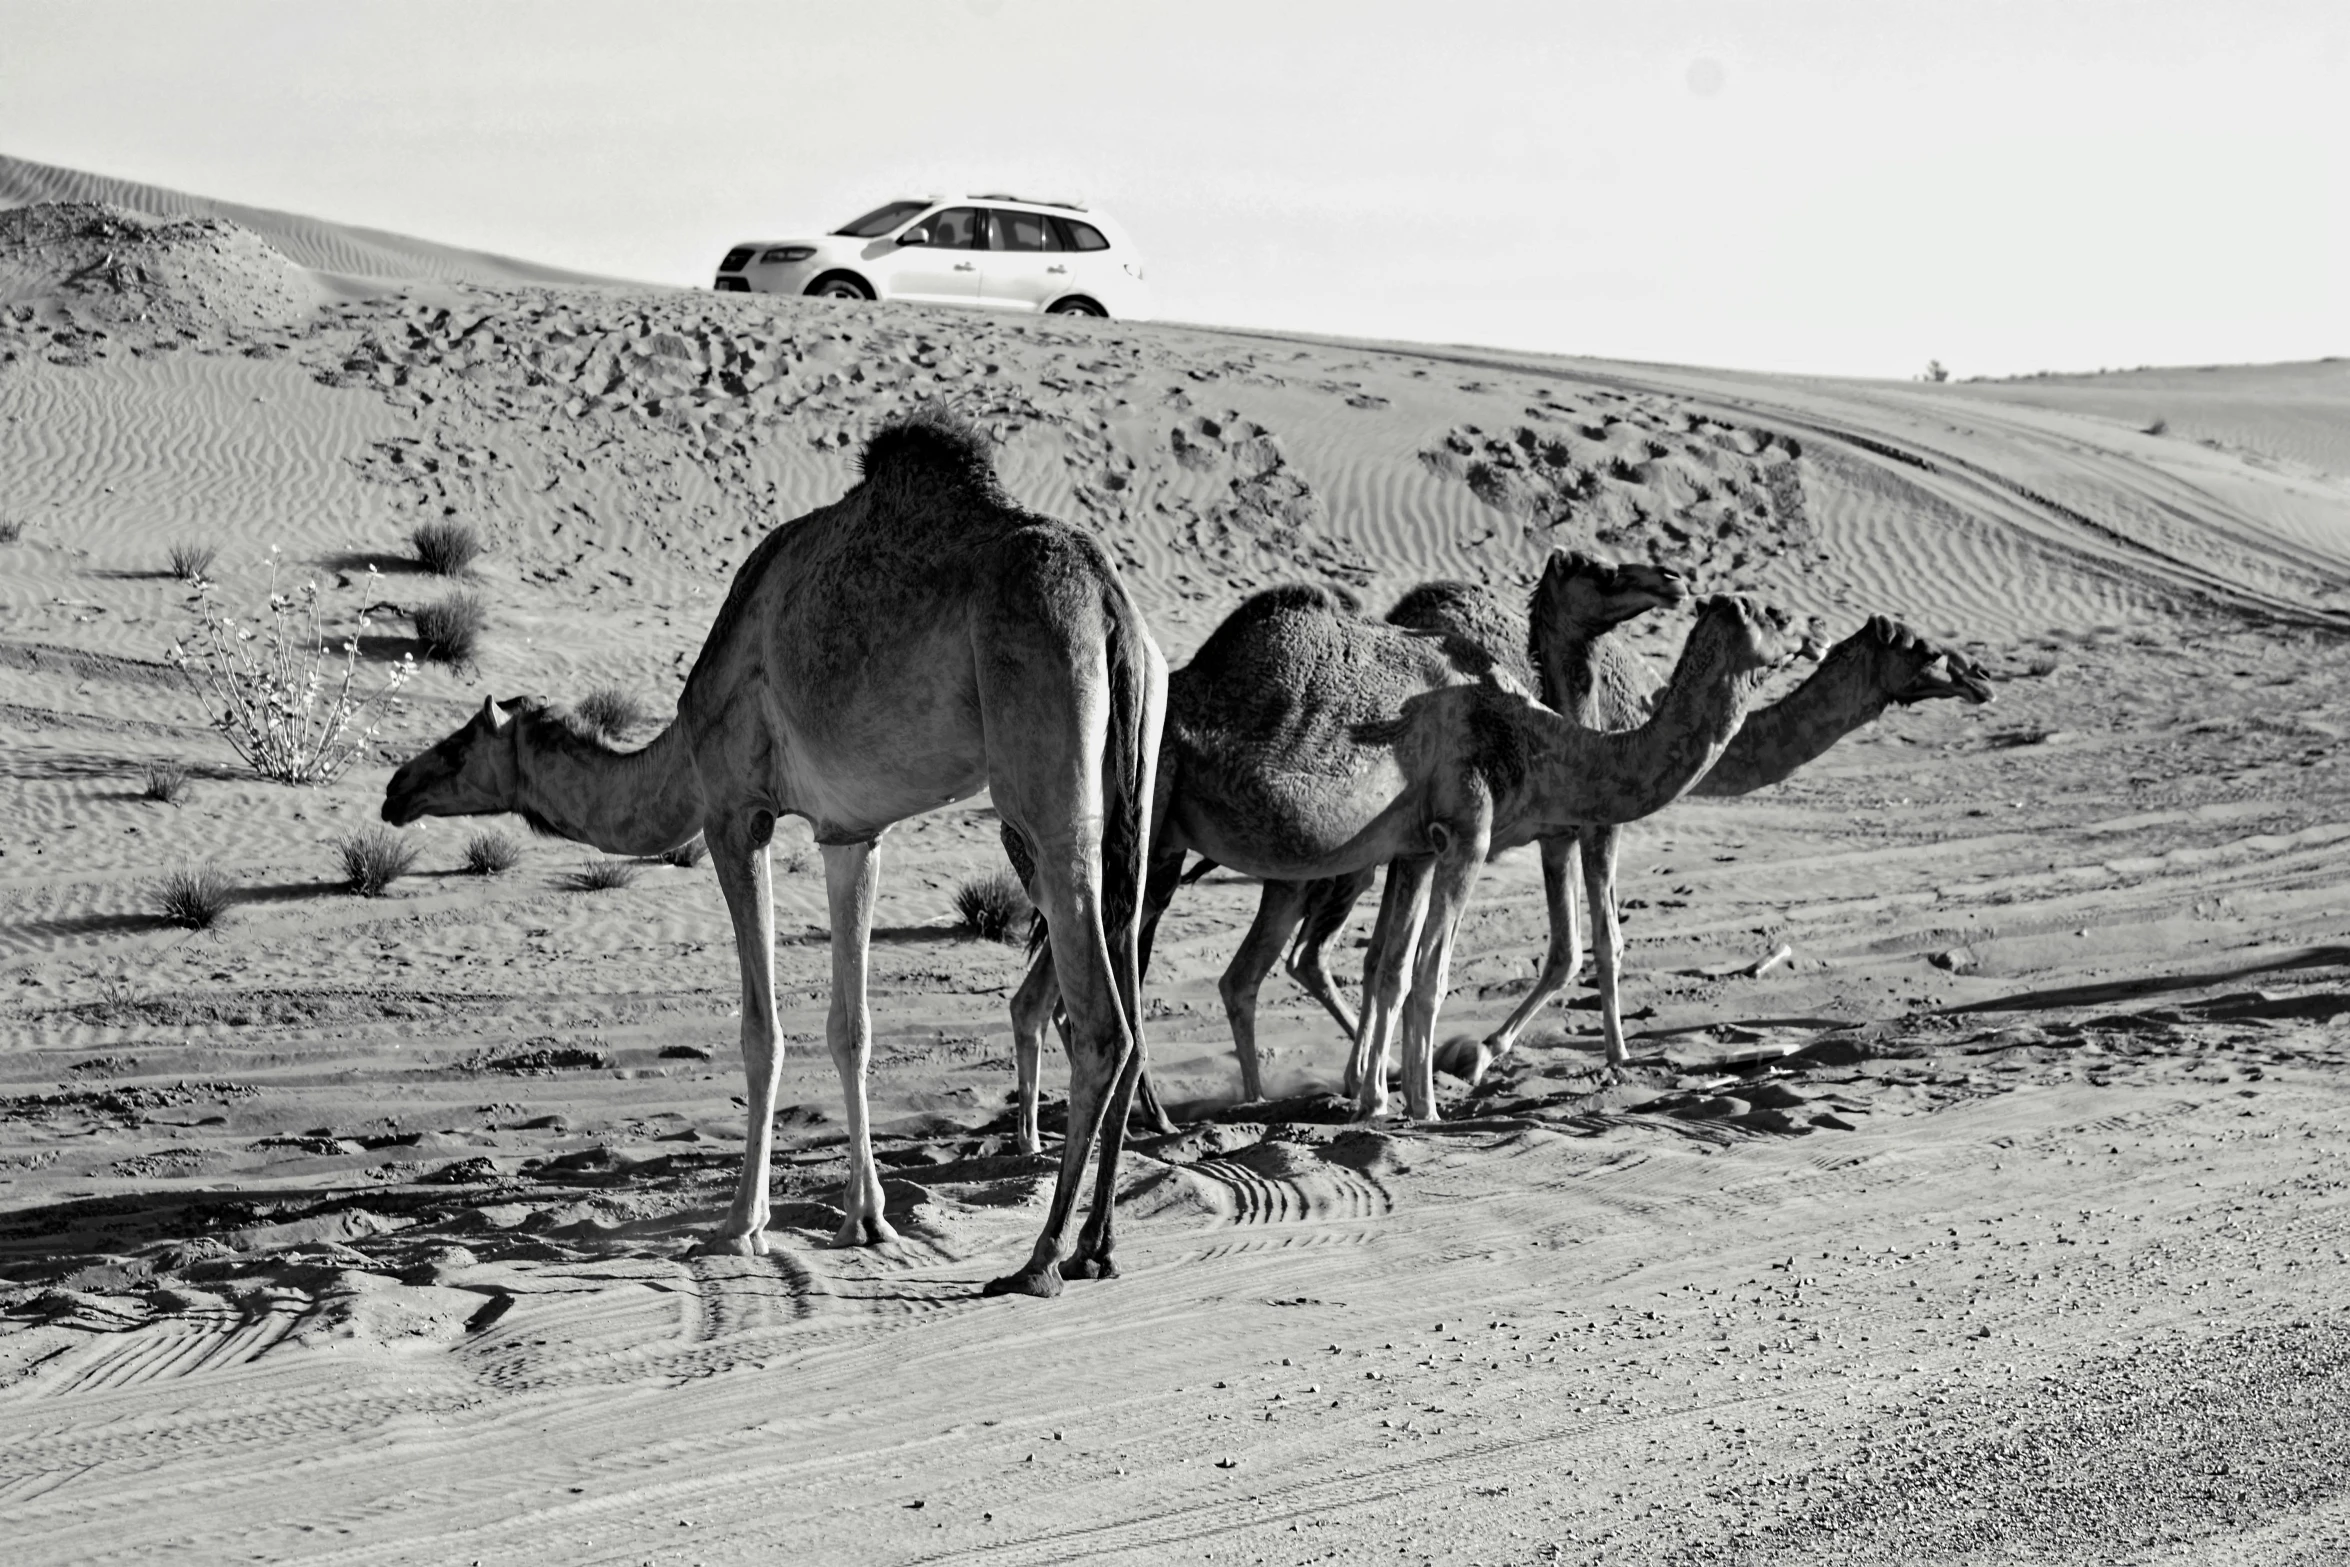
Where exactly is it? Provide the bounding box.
[713,196,1150,319]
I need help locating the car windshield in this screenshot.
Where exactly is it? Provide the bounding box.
[832,200,931,239]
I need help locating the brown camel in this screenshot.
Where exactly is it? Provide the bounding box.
[1000,557,1681,1150]
[382,412,1164,1299]
[1012,583,1802,1128]
[1293,601,1994,1081]
[1335,592,1807,1119]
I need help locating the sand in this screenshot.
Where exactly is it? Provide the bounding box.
[2,188,2348,1565]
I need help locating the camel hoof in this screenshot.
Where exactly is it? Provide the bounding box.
[982,1265,1064,1299]
[831,1213,901,1249]
[696,1228,768,1258]
[1059,1252,1118,1281]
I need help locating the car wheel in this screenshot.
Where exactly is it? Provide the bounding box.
[1046,297,1106,317]
[807,274,873,302]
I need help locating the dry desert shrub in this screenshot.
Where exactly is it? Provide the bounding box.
[168,551,413,785]
[152,866,233,929]
[413,591,486,665]
[953,870,1033,943]
[0,517,23,544]
[337,826,419,896]
[410,520,483,576]
[461,829,522,875]
[565,859,639,892]
[2144,416,2169,436]
[167,541,217,582]
[660,836,708,868]
[575,685,648,738]
[141,759,191,805]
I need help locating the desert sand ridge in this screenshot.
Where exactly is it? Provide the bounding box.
[2,190,2348,1563]
[0,151,620,287]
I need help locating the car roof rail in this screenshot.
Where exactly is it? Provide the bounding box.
[967,193,1090,212]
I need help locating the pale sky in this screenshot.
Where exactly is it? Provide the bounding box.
[3,0,2342,378]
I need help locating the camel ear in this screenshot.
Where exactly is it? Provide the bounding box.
[479,695,506,730]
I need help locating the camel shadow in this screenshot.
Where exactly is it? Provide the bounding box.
[1937,945,2350,1016]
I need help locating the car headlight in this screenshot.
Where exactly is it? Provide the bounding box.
[762,246,816,264]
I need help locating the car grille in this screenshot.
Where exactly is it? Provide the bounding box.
[718,246,755,273]
[713,276,749,293]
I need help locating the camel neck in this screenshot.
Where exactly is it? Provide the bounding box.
[1509,625,1766,832]
[1535,622,1664,730]
[1688,639,1890,798]
[512,716,703,857]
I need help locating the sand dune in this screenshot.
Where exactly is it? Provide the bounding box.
[1,190,2347,1563]
[0,152,617,287]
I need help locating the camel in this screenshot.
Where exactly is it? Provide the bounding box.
[1000,556,1681,1152]
[381,411,1165,1299]
[1011,582,1803,1129]
[1293,602,1995,1082]
[1332,592,1808,1119]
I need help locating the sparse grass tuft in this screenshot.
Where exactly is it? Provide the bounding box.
[337,826,419,896]
[660,836,708,869]
[411,520,483,576]
[141,759,191,805]
[565,859,640,892]
[0,518,23,544]
[2144,416,2169,436]
[461,829,521,875]
[152,866,233,929]
[952,870,1033,943]
[575,686,648,739]
[168,542,217,582]
[413,591,486,665]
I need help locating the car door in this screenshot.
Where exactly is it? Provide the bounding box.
[977,207,1063,311]
[1047,215,1119,308]
[883,206,982,304]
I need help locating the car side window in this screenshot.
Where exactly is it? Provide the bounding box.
[919,207,981,250]
[1055,218,1110,253]
[988,208,1053,253]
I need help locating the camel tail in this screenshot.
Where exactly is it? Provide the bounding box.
[1098,583,1160,976]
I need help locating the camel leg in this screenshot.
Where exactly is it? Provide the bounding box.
[1219,880,1311,1104]
[1351,857,1434,1122]
[820,840,899,1247]
[1584,823,1632,1068]
[1008,946,1056,1157]
[1461,833,1586,1080]
[1286,869,1373,1045]
[1124,848,1185,1136]
[1398,823,1489,1121]
[1064,1012,1147,1280]
[704,814,780,1256]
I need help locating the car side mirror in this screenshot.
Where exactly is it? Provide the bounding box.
[897,226,929,247]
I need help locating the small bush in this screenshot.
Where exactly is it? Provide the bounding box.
[0,518,23,544]
[461,829,521,875]
[661,836,708,869]
[953,870,1033,943]
[141,759,191,805]
[411,520,483,576]
[413,591,486,665]
[338,826,419,896]
[575,686,647,738]
[153,866,233,929]
[168,553,413,785]
[168,542,218,581]
[565,860,639,892]
[2144,416,2169,436]
[779,846,815,876]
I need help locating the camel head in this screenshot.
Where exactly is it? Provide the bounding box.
[1689,594,1809,677]
[1532,549,1690,635]
[381,694,534,825]
[1850,615,1998,706]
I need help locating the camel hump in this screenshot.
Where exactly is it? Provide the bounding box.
[856,407,1004,504]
